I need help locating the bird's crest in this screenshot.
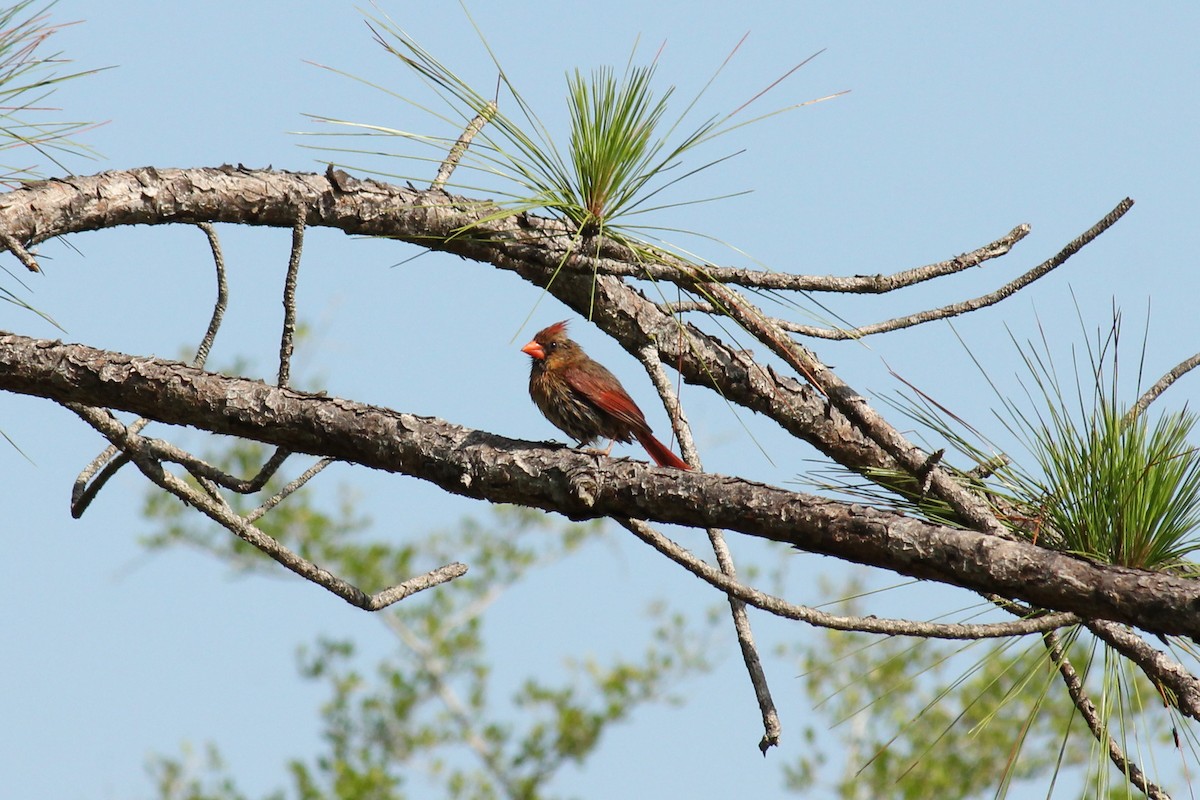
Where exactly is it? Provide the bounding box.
[537,320,570,341]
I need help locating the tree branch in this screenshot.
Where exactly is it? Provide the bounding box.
[1132,351,1200,418]
[620,518,1078,639]
[1043,629,1172,799]
[776,199,1133,339]
[634,345,781,753]
[537,222,1032,292]
[66,402,466,610]
[6,331,1200,638]
[1087,620,1200,722]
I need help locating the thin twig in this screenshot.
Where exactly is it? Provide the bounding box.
[1042,629,1172,800]
[636,343,694,464]
[70,421,147,518]
[192,223,228,368]
[658,203,1127,340]
[68,403,466,610]
[219,447,293,494]
[245,457,333,523]
[621,518,1077,638]
[635,343,781,752]
[1131,352,1200,419]
[73,413,301,504]
[775,199,1135,339]
[582,223,1031,292]
[72,222,231,517]
[0,228,40,272]
[278,209,305,388]
[1087,620,1200,721]
[83,428,295,496]
[725,558,781,755]
[431,100,497,191]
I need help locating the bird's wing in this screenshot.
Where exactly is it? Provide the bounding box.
[563,364,649,430]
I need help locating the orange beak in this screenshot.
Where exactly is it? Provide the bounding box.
[521,340,545,360]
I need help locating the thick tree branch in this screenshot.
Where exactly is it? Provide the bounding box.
[0,167,929,494]
[5,331,1200,638]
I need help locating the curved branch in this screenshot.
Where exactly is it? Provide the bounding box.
[620,518,1077,639]
[1043,630,1172,799]
[545,223,1032,293]
[1132,351,1200,418]
[66,402,467,610]
[5,331,1200,638]
[1087,620,1200,722]
[776,198,1133,339]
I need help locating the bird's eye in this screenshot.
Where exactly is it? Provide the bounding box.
[546,341,558,351]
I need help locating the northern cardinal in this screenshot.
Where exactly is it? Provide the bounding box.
[521,320,690,470]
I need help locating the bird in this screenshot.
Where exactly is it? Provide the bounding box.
[521,320,691,470]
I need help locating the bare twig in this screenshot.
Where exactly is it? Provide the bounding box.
[585,223,1031,293]
[192,222,228,368]
[723,553,781,755]
[245,457,332,523]
[622,518,1078,638]
[776,199,1135,339]
[67,403,466,610]
[73,219,306,517]
[635,343,781,752]
[69,420,147,518]
[636,343,694,467]
[1131,351,1200,419]
[1043,629,1172,800]
[211,447,293,494]
[72,223,232,517]
[278,210,305,388]
[432,100,497,191]
[0,228,40,272]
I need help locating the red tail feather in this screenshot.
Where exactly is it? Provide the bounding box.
[636,430,691,470]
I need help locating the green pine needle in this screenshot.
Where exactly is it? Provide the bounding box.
[823,311,1200,576]
[302,8,841,250]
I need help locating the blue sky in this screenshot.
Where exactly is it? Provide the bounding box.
[3,2,1199,798]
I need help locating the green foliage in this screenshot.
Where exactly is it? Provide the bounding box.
[814,313,1200,795]
[142,439,716,800]
[148,742,261,800]
[562,63,675,235]
[829,313,1200,575]
[990,341,1200,573]
[304,9,832,249]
